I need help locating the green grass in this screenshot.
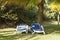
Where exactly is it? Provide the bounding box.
[0,22,60,40]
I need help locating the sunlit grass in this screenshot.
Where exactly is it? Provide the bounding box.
[0,21,60,40]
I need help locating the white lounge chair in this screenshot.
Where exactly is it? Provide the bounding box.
[16,24,28,33]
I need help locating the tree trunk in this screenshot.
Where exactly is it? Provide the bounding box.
[37,0,44,24]
[57,12,60,26]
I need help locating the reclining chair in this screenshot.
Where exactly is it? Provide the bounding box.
[16,24,28,33]
[31,23,45,34]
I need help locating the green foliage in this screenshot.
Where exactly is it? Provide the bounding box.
[51,0,60,4]
[44,0,58,20]
[0,0,41,25]
[44,9,56,20]
[16,5,38,24]
[47,0,60,4]
[0,5,38,25]
[0,5,18,20]
[26,5,38,20]
[1,13,18,20]
[0,0,3,2]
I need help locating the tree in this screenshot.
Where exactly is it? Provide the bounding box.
[49,0,60,26]
[0,0,42,25]
[37,0,44,24]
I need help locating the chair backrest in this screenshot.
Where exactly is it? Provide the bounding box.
[31,23,42,30]
[20,25,26,28]
[17,24,28,29]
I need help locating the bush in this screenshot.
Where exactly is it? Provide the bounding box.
[0,4,38,25]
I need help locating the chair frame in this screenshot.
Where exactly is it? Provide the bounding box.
[31,23,45,34]
[16,24,28,34]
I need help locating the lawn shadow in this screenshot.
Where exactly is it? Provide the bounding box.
[0,33,28,40]
[43,23,60,34]
[0,31,38,40]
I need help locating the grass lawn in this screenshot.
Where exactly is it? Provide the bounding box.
[0,21,60,40]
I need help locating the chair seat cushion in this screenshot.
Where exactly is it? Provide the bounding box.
[17,28,26,31]
[16,25,27,31]
[34,28,42,31]
[31,24,42,30]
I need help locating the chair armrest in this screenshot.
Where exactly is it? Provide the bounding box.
[41,25,44,31]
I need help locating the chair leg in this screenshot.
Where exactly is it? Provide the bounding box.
[16,30,21,34]
[26,32,27,34]
[26,31,28,34]
[43,31,45,35]
[32,32,35,34]
[15,30,18,34]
